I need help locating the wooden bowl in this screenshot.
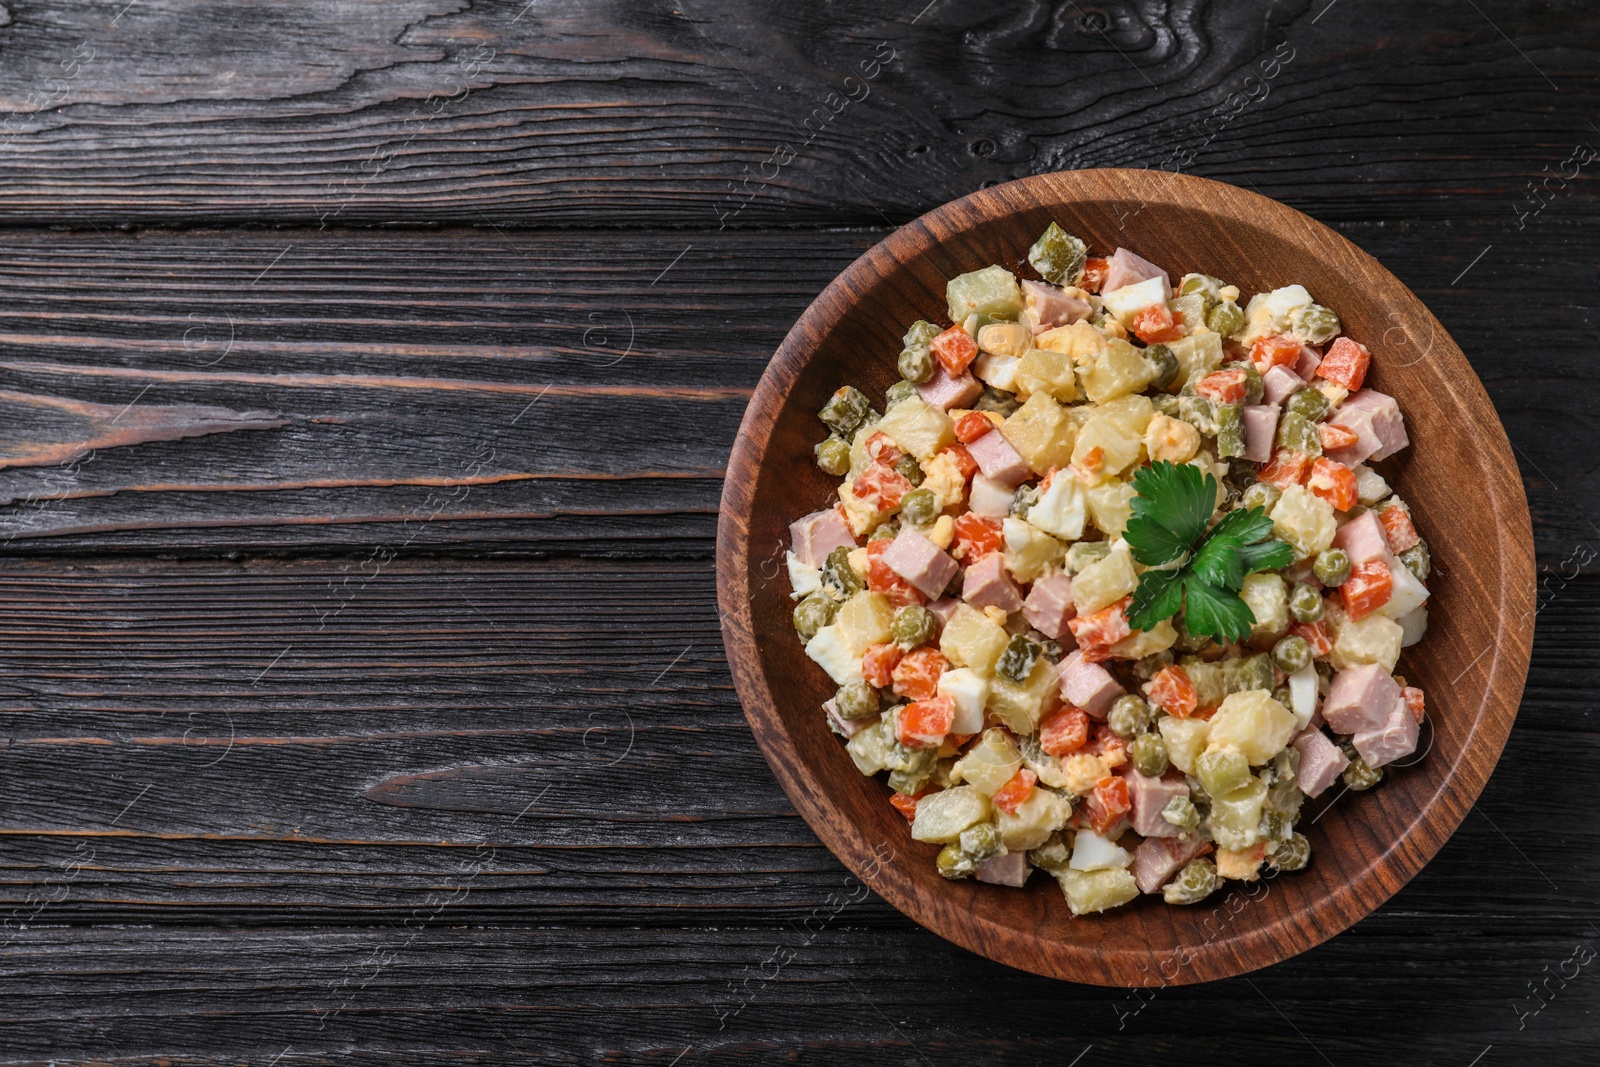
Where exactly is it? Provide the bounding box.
[716,169,1534,985]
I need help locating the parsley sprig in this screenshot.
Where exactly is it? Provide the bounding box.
[1124,461,1295,641]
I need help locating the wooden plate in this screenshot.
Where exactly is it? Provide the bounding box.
[715,169,1533,986]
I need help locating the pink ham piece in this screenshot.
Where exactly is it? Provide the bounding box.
[789,508,856,567]
[1241,405,1280,464]
[1294,344,1323,380]
[967,473,1016,518]
[1326,389,1409,467]
[916,362,983,411]
[1021,279,1091,333]
[1321,663,1401,734]
[881,527,959,599]
[1059,649,1124,719]
[1333,510,1390,566]
[1293,728,1350,798]
[1022,572,1076,640]
[1131,834,1210,894]
[967,428,1033,486]
[1102,247,1171,297]
[975,850,1031,887]
[927,598,961,628]
[823,697,874,739]
[1262,364,1304,406]
[1126,768,1190,838]
[962,552,1023,613]
[1353,694,1421,768]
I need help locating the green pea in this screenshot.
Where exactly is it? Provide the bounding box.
[1288,581,1324,623]
[835,680,880,720]
[936,843,976,880]
[1272,635,1312,674]
[1161,858,1218,905]
[1197,746,1251,797]
[1215,402,1245,459]
[793,593,838,641]
[1010,484,1040,520]
[1276,410,1323,457]
[1206,300,1245,338]
[959,821,1003,862]
[1400,540,1431,582]
[1178,394,1218,437]
[819,385,873,438]
[815,436,851,476]
[1240,482,1281,513]
[886,379,919,406]
[1108,694,1155,739]
[900,487,939,526]
[903,319,941,350]
[1224,653,1275,694]
[996,635,1043,684]
[1162,795,1200,832]
[1313,548,1351,587]
[894,454,924,487]
[1272,685,1293,708]
[1179,273,1223,300]
[1135,649,1175,681]
[1341,748,1383,791]
[974,386,1020,417]
[1272,832,1311,871]
[1258,808,1291,845]
[823,545,864,598]
[1028,832,1072,872]
[868,522,898,543]
[1027,222,1088,286]
[1144,343,1179,391]
[1132,733,1169,777]
[1152,393,1182,418]
[1285,386,1330,423]
[1294,303,1340,345]
[891,604,936,648]
[898,346,934,385]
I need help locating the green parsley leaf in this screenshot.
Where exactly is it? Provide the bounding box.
[1124,461,1217,567]
[1238,538,1296,575]
[1188,507,1278,591]
[1128,567,1185,632]
[1182,573,1256,641]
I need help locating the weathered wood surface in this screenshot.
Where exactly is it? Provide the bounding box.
[0,0,1596,1060]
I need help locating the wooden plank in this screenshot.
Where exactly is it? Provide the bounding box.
[0,1,1593,227]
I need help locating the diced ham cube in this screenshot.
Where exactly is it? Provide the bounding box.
[967,473,1016,518]
[1293,727,1350,798]
[1058,649,1124,719]
[881,528,959,599]
[1333,510,1390,566]
[1131,834,1210,895]
[1261,364,1304,406]
[1326,389,1409,467]
[927,598,960,627]
[1022,571,1076,640]
[789,507,857,567]
[967,428,1033,486]
[1241,405,1280,464]
[1321,663,1401,734]
[1021,279,1091,333]
[823,697,874,738]
[962,552,1023,613]
[1126,768,1190,838]
[1101,247,1171,297]
[1353,694,1421,768]
[1294,344,1322,380]
[916,362,984,411]
[975,850,1032,887]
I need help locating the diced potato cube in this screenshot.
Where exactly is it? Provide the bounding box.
[1166,332,1223,390]
[1099,392,1156,438]
[805,624,863,685]
[845,717,894,774]
[1353,464,1391,507]
[1073,415,1142,477]
[1330,611,1404,673]
[1036,320,1103,361]
[1025,473,1087,540]
[1077,336,1156,404]
[1107,618,1177,660]
[1086,480,1137,537]
[946,265,1023,322]
[952,728,1023,794]
[837,481,887,538]
[986,656,1063,734]
[1002,517,1066,583]
[1053,867,1140,915]
[1269,484,1338,559]
[1206,690,1297,765]
[997,787,1071,850]
[1061,753,1111,794]
[1000,392,1078,475]
[939,603,1010,676]
[1159,716,1211,774]
[978,321,1031,358]
[910,785,993,843]
[1241,571,1289,642]
[1207,774,1268,851]
[836,591,893,655]
[1072,543,1138,615]
[846,420,878,480]
[1015,347,1081,402]
[875,395,955,462]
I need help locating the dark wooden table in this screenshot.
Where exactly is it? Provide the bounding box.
[0,1,1595,1063]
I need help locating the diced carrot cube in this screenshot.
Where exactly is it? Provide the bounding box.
[1251,335,1302,374]
[867,538,926,608]
[1084,775,1131,834]
[864,431,904,465]
[939,442,978,480]
[1341,560,1394,620]
[1402,686,1426,723]
[931,325,979,377]
[951,512,1004,563]
[1067,596,1133,660]
[1132,304,1183,343]
[1195,366,1249,404]
[1317,337,1371,391]
[1144,665,1198,717]
[1307,458,1358,512]
[1089,725,1129,769]
[1319,422,1360,451]
[896,696,955,748]
[993,768,1038,816]
[1080,256,1109,293]
[1258,450,1314,490]
[889,791,924,822]
[861,643,904,688]
[1378,504,1421,553]
[891,646,949,701]
[953,411,994,444]
[1039,707,1090,758]
[1289,620,1333,656]
[852,461,914,512]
